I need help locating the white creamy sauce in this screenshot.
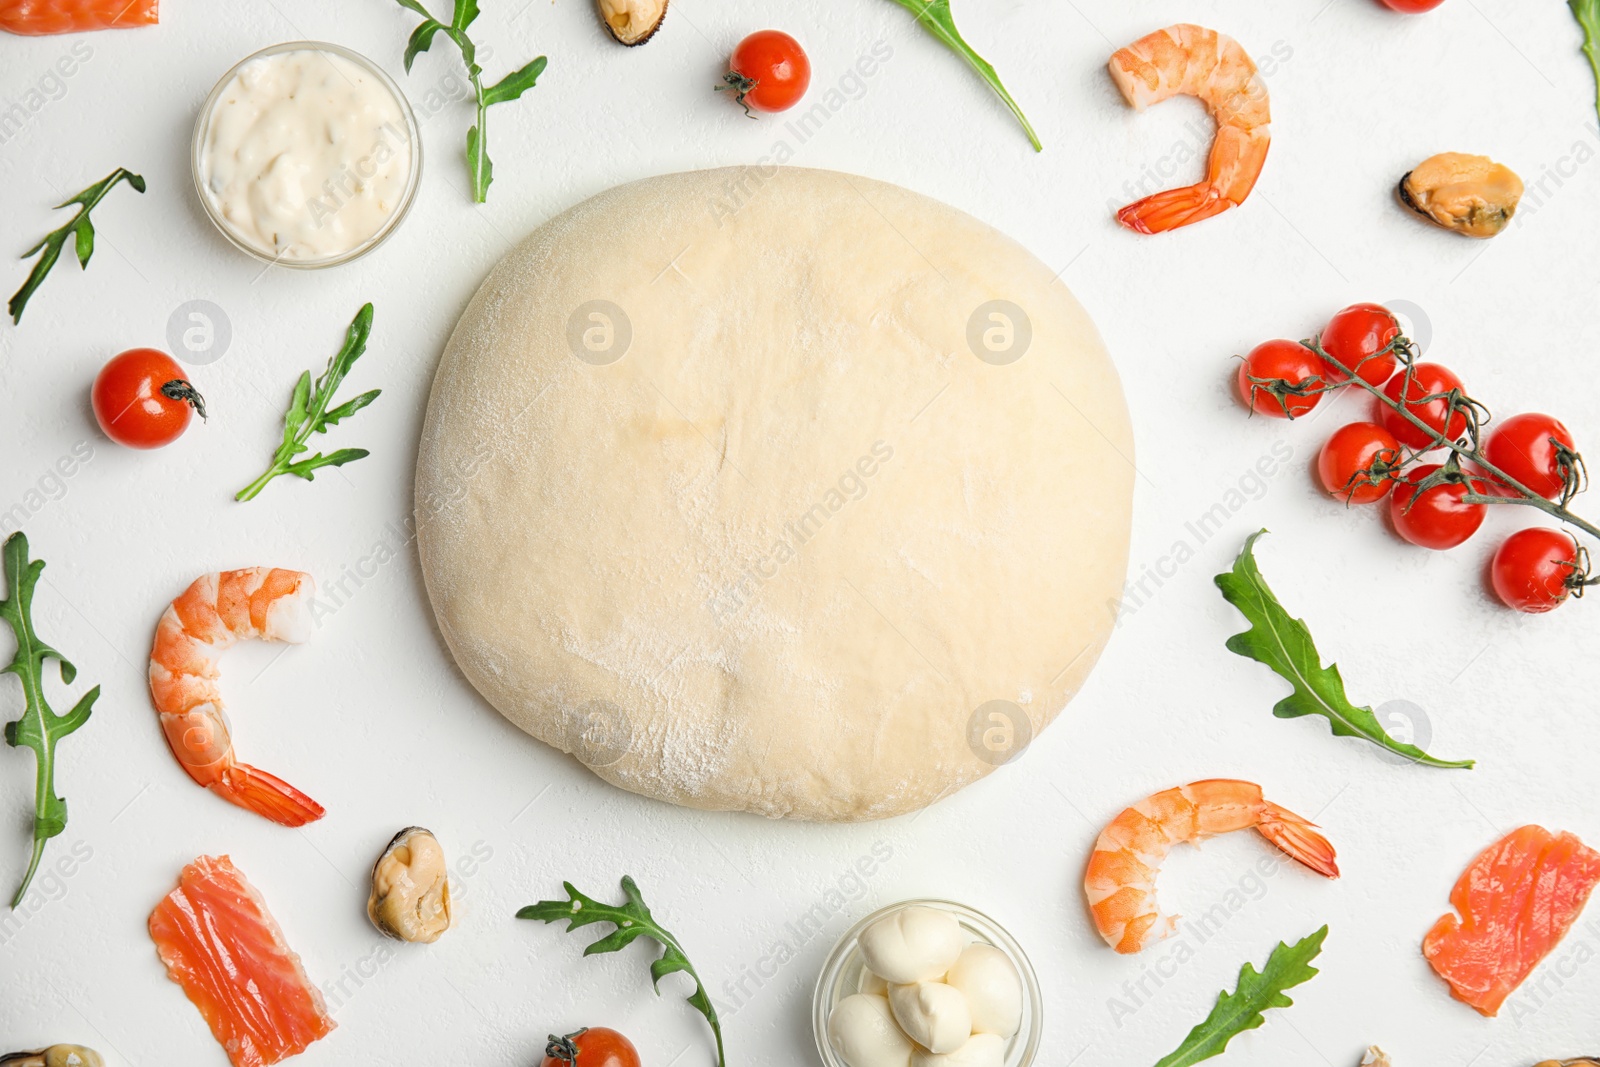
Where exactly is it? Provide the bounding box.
[199,49,413,262]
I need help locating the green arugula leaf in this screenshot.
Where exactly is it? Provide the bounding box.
[519,876,726,1067]
[1215,531,1473,769]
[391,0,545,203]
[404,19,445,72]
[1572,0,1600,124]
[483,56,548,105]
[886,0,1041,151]
[1,532,99,908]
[236,304,382,502]
[9,168,145,325]
[1154,926,1328,1067]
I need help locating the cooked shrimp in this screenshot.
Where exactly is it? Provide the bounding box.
[148,569,325,827]
[1108,24,1271,234]
[1084,779,1338,954]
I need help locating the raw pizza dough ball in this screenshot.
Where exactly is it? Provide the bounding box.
[416,166,1133,821]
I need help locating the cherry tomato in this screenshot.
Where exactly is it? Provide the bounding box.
[1491,528,1583,613]
[540,1028,641,1067]
[1236,339,1327,419]
[1318,302,1400,386]
[1318,421,1402,504]
[721,30,811,114]
[1389,464,1486,549]
[1378,0,1447,11]
[1378,363,1468,451]
[91,348,206,450]
[1482,412,1576,500]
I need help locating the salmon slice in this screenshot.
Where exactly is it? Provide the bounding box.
[149,855,336,1067]
[1423,825,1600,1016]
[0,0,158,35]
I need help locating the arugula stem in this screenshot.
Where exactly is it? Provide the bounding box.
[235,467,280,503]
[12,839,45,909]
[888,0,1043,152]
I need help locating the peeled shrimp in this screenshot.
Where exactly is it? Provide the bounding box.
[1084,780,1338,954]
[148,569,325,827]
[1108,24,1271,234]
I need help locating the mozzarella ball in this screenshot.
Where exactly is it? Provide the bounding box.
[859,906,964,984]
[945,944,1022,1037]
[859,969,890,996]
[910,1033,1005,1067]
[888,982,972,1054]
[828,994,914,1067]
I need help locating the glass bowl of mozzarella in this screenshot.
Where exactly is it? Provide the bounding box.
[192,41,422,269]
[813,899,1042,1067]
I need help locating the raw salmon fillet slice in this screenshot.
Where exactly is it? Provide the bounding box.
[0,0,158,35]
[149,855,336,1067]
[1423,825,1600,1016]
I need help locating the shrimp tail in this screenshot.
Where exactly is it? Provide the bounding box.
[1257,802,1340,878]
[211,764,325,827]
[1116,185,1237,234]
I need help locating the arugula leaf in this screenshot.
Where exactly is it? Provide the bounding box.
[235,304,382,502]
[887,0,1041,151]
[519,876,726,1067]
[1,532,99,908]
[9,168,145,325]
[390,0,547,202]
[1572,0,1600,124]
[1215,531,1473,769]
[1154,926,1328,1067]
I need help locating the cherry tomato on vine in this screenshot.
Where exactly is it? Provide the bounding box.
[1236,339,1327,419]
[91,348,206,450]
[1378,0,1448,11]
[1318,302,1401,386]
[1483,412,1577,500]
[1318,421,1402,504]
[1389,464,1486,549]
[539,1028,641,1067]
[1378,362,1468,451]
[721,30,811,114]
[1491,527,1584,613]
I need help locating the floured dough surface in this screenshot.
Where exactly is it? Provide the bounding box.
[415,167,1133,821]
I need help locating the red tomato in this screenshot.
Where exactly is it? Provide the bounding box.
[1318,302,1400,386]
[1318,422,1402,504]
[1378,0,1447,10]
[1236,339,1327,419]
[1378,363,1467,450]
[1491,528,1582,613]
[1389,464,1486,549]
[722,30,811,114]
[540,1028,641,1067]
[91,348,206,449]
[1482,412,1577,500]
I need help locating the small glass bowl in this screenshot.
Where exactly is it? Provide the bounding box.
[812,899,1042,1067]
[191,40,423,270]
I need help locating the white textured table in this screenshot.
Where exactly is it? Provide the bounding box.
[2,1,1597,1064]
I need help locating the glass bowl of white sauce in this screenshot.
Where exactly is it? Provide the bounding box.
[192,41,422,269]
[813,899,1043,1067]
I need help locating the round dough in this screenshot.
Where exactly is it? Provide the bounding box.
[416,167,1132,821]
